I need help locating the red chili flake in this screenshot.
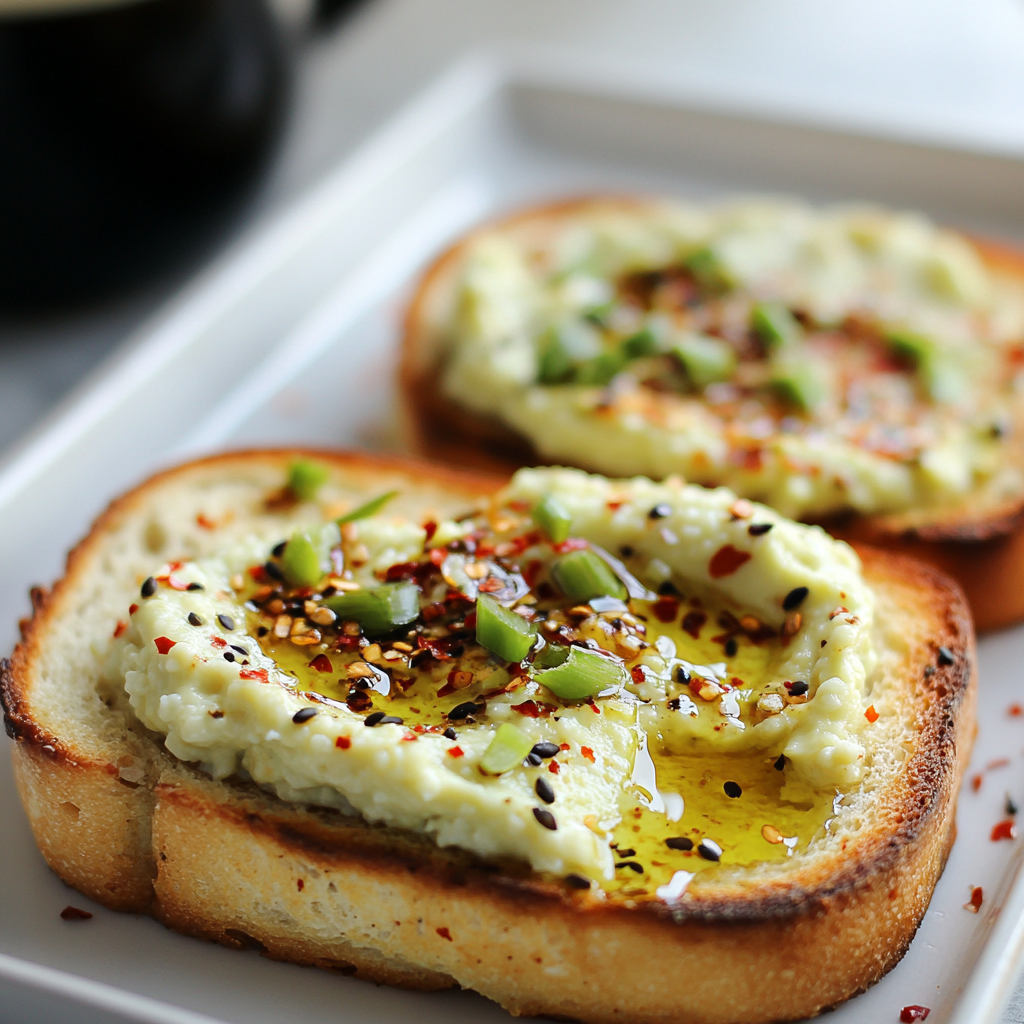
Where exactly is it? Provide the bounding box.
[248,564,268,583]
[153,637,177,655]
[865,705,879,723]
[416,636,453,661]
[113,620,128,638]
[900,1008,930,1023]
[560,742,570,751]
[513,700,542,718]
[652,596,680,623]
[412,724,426,734]
[548,760,560,774]
[508,499,530,512]
[421,602,446,622]
[606,500,625,511]
[423,520,438,541]
[631,666,646,684]
[992,819,1017,841]
[129,603,139,616]
[965,886,983,913]
[476,543,496,558]
[971,774,984,792]
[429,548,446,566]
[447,746,465,759]
[166,574,190,591]
[523,559,544,587]
[479,578,504,593]
[308,654,333,673]
[401,732,418,742]
[60,906,93,921]
[587,700,601,714]
[681,610,707,639]
[210,636,227,649]
[580,747,595,763]
[196,513,216,530]
[708,545,751,579]
[553,538,588,554]
[1010,704,1023,717]
[465,611,478,629]
[296,879,304,891]
[239,668,269,682]
[336,736,351,749]
[385,561,420,582]
[986,758,1011,771]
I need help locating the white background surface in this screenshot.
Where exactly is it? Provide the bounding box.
[6,4,1024,1023]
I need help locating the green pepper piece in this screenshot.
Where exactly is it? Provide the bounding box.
[674,334,737,389]
[533,641,570,670]
[534,494,572,544]
[336,490,398,525]
[769,362,826,413]
[621,327,660,359]
[583,301,615,328]
[751,302,802,350]
[574,350,628,386]
[533,646,627,700]
[552,548,627,603]
[476,594,536,663]
[323,582,420,634]
[287,460,329,501]
[684,247,734,293]
[281,522,341,588]
[886,329,964,403]
[537,329,575,384]
[480,723,535,775]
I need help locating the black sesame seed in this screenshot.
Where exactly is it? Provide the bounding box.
[264,561,285,581]
[658,580,681,597]
[223,652,235,662]
[674,665,691,685]
[378,715,403,726]
[533,807,557,830]
[531,742,561,760]
[790,680,809,697]
[140,577,156,598]
[448,700,484,721]
[774,754,786,771]
[616,861,643,873]
[535,777,555,804]
[698,839,722,862]
[230,645,247,655]
[619,545,635,558]
[364,712,386,727]
[782,586,809,611]
[187,582,204,592]
[443,727,458,740]
[1007,794,1019,817]
[665,836,693,851]
[723,781,742,798]
[937,646,954,666]
[748,523,773,537]
[271,540,287,558]
[187,612,203,627]
[724,638,738,657]
[257,626,269,637]
[526,752,543,767]
[217,614,235,632]
[292,708,317,724]
[666,697,681,710]
[565,874,591,890]
[615,847,636,858]
[648,504,672,520]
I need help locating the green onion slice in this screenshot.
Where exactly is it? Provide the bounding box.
[534,494,572,544]
[480,723,535,775]
[336,490,398,525]
[323,582,420,634]
[533,646,627,700]
[769,361,826,413]
[621,327,660,359]
[552,548,627,603]
[886,328,964,402]
[287,460,329,501]
[476,595,536,663]
[674,334,737,389]
[537,329,575,384]
[684,247,734,293]
[574,350,627,386]
[751,302,802,350]
[281,522,341,588]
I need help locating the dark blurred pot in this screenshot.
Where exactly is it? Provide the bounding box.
[0,0,288,311]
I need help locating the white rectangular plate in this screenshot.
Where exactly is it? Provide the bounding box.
[4,46,1024,1024]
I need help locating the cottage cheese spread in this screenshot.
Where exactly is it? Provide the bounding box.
[107,466,876,886]
[437,199,1024,519]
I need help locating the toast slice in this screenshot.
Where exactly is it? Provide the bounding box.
[2,450,975,1024]
[399,197,1024,630]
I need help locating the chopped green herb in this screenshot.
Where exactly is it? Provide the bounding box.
[537,329,575,384]
[684,247,734,292]
[281,522,340,588]
[476,594,536,663]
[751,302,802,350]
[534,494,572,544]
[674,334,737,389]
[886,328,964,402]
[621,327,660,359]
[769,361,826,413]
[552,548,627,603]
[574,350,627,386]
[287,460,329,501]
[336,490,398,525]
[480,723,534,774]
[323,582,419,634]
[533,646,627,700]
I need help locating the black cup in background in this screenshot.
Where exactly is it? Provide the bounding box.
[0,0,289,312]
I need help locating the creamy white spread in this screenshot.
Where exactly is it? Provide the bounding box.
[106,468,876,882]
[436,199,1024,519]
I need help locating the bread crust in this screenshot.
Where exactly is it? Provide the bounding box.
[399,197,1024,631]
[2,450,976,1023]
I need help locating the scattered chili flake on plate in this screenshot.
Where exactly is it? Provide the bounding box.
[991,819,1017,841]
[1010,704,1023,717]
[964,886,983,913]
[900,1007,930,1023]
[60,906,93,921]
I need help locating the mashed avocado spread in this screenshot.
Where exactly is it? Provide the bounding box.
[108,464,876,892]
[437,199,1024,519]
